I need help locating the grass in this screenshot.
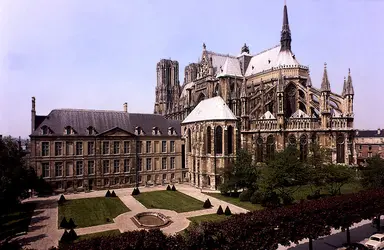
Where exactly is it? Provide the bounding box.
[58,197,129,228]
[134,191,205,213]
[204,193,263,211]
[76,229,121,242]
[0,202,36,241]
[205,181,363,211]
[188,213,231,224]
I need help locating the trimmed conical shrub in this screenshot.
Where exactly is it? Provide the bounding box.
[60,217,69,229]
[111,190,117,197]
[68,228,78,241]
[224,206,232,216]
[203,199,212,208]
[216,205,224,215]
[60,230,70,243]
[166,185,171,191]
[132,187,140,196]
[105,190,111,197]
[58,194,66,204]
[171,185,176,191]
[67,218,76,229]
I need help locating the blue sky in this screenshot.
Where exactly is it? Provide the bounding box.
[0,0,383,137]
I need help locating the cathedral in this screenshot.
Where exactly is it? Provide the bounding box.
[153,3,356,189]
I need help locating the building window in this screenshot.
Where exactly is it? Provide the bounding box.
[227,126,234,154]
[42,142,49,156]
[65,126,71,135]
[146,141,152,153]
[76,161,83,176]
[77,180,83,187]
[162,157,167,170]
[336,134,345,164]
[171,173,175,180]
[256,137,263,162]
[88,142,94,155]
[114,160,120,173]
[103,141,109,154]
[42,163,50,178]
[104,178,109,186]
[368,152,373,158]
[163,174,167,180]
[103,160,110,174]
[359,145,362,150]
[55,162,63,177]
[147,175,151,182]
[113,141,120,154]
[188,129,192,152]
[76,142,83,155]
[266,135,276,161]
[137,141,142,153]
[124,159,130,172]
[161,141,167,153]
[207,127,212,154]
[183,172,187,179]
[215,126,223,154]
[170,141,175,152]
[138,158,142,171]
[54,142,62,156]
[369,146,372,151]
[146,158,152,171]
[124,141,130,153]
[88,161,95,175]
[66,142,72,155]
[65,162,72,176]
[138,175,142,182]
[41,126,49,135]
[170,157,175,169]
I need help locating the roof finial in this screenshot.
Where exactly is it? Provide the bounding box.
[280,0,292,51]
[284,0,287,5]
[348,68,351,75]
[321,62,331,92]
[203,43,206,50]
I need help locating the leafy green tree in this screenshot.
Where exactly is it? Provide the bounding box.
[323,164,354,195]
[259,146,309,201]
[361,155,384,189]
[219,149,259,194]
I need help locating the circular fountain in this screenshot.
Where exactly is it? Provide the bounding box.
[131,212,172,229]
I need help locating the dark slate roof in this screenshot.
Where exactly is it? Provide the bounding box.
[355,129,384,138]
[35,115,47,130]
[31,109,181,136]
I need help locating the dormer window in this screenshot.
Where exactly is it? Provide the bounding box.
[87,126,97,135]
[135,126,144,135]
[168,127,177,136]
[152,127,160,135]
[41,125,49,135]
[64,126,72,135]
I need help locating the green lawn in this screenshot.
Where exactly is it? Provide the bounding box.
[134,191,205,213]
[0,203,36,241]
[205,181,363,211]
[188,213,231,224]
[204,193,263,211]
[76,229,121,242]
[58,197,129,228]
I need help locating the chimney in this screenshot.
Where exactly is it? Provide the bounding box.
[123,102,128,113]
[378,128,381,135]
[31,97,36,134]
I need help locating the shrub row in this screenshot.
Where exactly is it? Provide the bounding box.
[58,188,384,250]
[105,190,117,197]
[60,217,76,230]
[166,185,176,191]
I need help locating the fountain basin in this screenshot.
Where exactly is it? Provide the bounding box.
[131,212,172,229]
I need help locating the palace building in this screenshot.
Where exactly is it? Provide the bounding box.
[29,98,187,192]
[154,3,356,189]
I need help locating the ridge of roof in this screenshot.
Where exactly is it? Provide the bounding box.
[206,50,238,59]
[52,108,127,113]
[253,44,280,57]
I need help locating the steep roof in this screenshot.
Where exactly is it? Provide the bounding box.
[31,109,180,136]
[290,109,310,118]
[356,130,384,138]
[244,45,281,76]
[182,96,237,124]
[216,57,243,78]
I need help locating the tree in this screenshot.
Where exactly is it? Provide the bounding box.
[58,194,66,204]
[361,155,384,189]
[259,146,309,201]
[60,217,69,229]
[216,205,223,215]
[219,149,259,194]
[111,190,117,197]
[171,185,176,191]
[105,190,111,197]
[224,206,232,216]
[67,218,76,229]
[166,185,171,191]
[203,199,212,208]
[323,164,354,196]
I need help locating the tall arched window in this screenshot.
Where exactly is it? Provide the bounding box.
[288,134,296,147]
[300,134,308,161]
[227,126,234,154]
[285,83,296,118]
[207,126,212,154]
[336,134,345,163]
[266,135,275,161]
[188,129,192,152]
[215,126,223,154]
[256,137,263,162]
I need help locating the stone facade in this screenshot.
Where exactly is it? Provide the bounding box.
[355,129,384,166]
[29,98,188,193]
[154,3,356,189]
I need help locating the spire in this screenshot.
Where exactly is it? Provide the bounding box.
[241,43,250,54]
[320,63,331,92]
[307,70,313,87]
[280,0,292,51]
[342,76,347,96]
[345,68,354,95]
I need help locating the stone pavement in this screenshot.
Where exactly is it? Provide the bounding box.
[14,184,248,250]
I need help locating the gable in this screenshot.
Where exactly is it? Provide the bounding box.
[97,127,134,137]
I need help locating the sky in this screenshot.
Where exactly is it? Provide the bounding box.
[0,0,383,138]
